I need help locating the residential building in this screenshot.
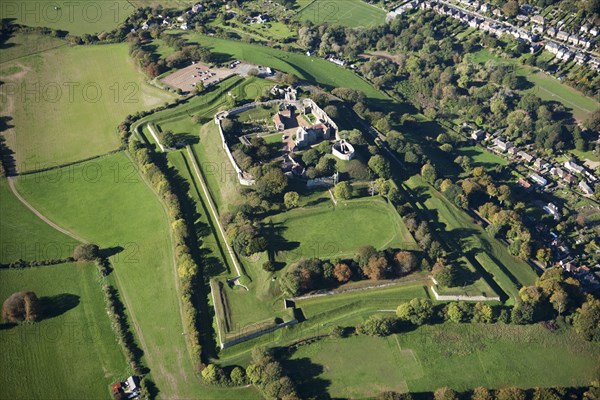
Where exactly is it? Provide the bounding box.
[530,173,548,186]
[564,160,584,174]
[557,30,569,41]
[544,203,560,220]
[493,138,512,152]
[531,15,545,25]
[547,27,557,37]
[580,180,594,195]
[518,151,534,164]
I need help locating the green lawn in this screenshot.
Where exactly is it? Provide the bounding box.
[456,146,508,170]
[4,42,174,171]
[0,179,77,263]
[405,175,537,304]
[286,323,600,398]
[181,33,388,101]
[295,0,387,27]
[12,152,262,399]
[467,49,599,122]
[0,33,65,66]
[0,262,128,399]
[0,1,133,35]
[267,196,419,263]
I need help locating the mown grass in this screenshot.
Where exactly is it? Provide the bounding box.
[267,196,419,263]
[286,323,600,397]
[455,146,508,170]
[0,1,133,35]
[4,42,174,171]
[0,178,77,263]
[181,33,388,101]
[295,0,387,28]
[0,262,128,400]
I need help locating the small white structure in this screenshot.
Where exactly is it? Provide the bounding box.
[564,160,584,174]
[544,203,560,220]
[332,140,355,161]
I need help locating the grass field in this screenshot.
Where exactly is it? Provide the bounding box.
[466,49,599,122]
[456,146,508,170]
[0,33,66,66]
[405,175,537,303]
[0,262,127,399]
[286,323,600,398]
[267,196,419,262]
[11,152,263,398]
[0,1,133,35]
[295,0,387,27]
[0,178,77,263]
[2,41,174,171]
[181,33,388,101]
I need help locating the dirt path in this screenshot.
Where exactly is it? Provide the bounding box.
[7,176,86,243]
[146,123,166,152]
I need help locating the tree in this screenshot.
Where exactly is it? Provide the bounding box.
[357,315,396,336]
[333,263,352,283]
[394,251,418,276]
[446,302,472,323]
[532,387,562,400]
[573,296,600,341]
[536,248,552,267]
[368,155,391,178]
[284,192,299,209]
[256,168,287,199]
[230,367,247,385]
[421,163,437,184]
[161,130,177,148]
[434,387,458,400]
[355,245,377,267]
[363,255,388,280]
[471,387,493,400]
[202,364,225,383]
[472,302,493,323]
[334,181,353,200]
[262,261,276,272]
[302,148,320,166]
[2,291,41,323]
[432,264,457,287]
[396,298,434,325]
[496,387,526,400]
[73,243,100,261]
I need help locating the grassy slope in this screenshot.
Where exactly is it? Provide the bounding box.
[0,262,127,400]
[455,146,508,169]
[267,196,418,262]
[405,175,537,303]
[0,178,77,263]
[0,1,133,35]
[13,152,261,399]
[287,323,600,398]
[4,42,174,170]
[181,33,388,101]
[295,0,387,28]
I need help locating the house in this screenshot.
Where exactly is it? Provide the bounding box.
[493,138,512,152]
[518,151,534,164]
[568,34,580,45]
[556,30,569,41]
[544,203,560,220]
[191,3,204,13]
[480,3,490,12]
[564,160,584,174]
[518,177,532,190]
[471,129,484,140]
[590,58,600,71]
[575,52,589,65]
[581,24,591,33]
[180,23,188,30]
[545,41,560,54]
[534,158,550,170]
[547,27,557,37]
[492,8,503,17]
[531,15,545,25]
[530,173,548,186]
[579,180,594,195]
[508,146,518,155]
[530,43,541,53]
[517,15,529,22]
[306,50,314,57]
[591,26,599,36]
[328,56,346,66]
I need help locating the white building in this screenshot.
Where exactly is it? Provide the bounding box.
[530,173,548,186]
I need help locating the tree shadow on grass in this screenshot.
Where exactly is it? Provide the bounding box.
[40,293,80,320]
[281,356,331,399]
